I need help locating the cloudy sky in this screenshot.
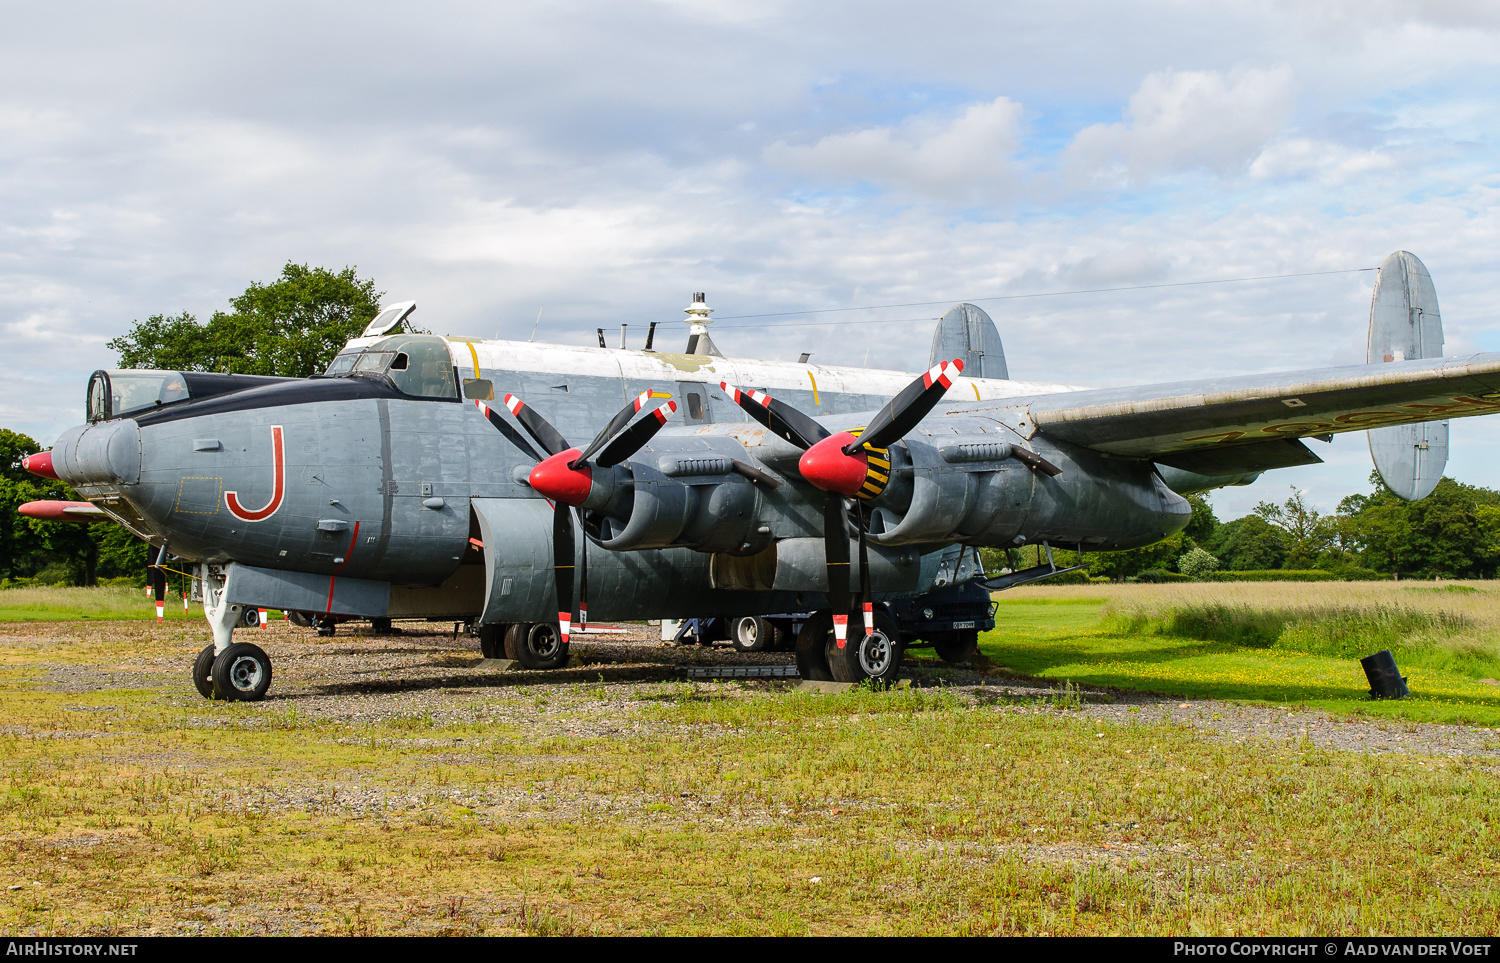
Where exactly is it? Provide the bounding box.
[3,1,1498,519]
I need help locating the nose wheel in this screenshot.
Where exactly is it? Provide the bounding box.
[190,642,274,701]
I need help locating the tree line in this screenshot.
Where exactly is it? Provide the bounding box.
[999,474,1500,583]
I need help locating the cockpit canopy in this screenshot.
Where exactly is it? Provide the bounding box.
[323,335,459,400]
[86,369,291,423]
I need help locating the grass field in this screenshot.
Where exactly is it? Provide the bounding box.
[986,582,1500,726]
[0,586,195,622]
[2,584,1500,934]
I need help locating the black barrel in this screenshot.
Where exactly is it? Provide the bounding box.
[1360,649,1410,700]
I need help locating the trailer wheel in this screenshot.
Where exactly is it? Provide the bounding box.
[933,630,979,664]
[730,616,773,653]
[827,610,902,685]
[794,613,836,682]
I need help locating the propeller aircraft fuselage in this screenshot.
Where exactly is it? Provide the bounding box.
[24,251,1500,699]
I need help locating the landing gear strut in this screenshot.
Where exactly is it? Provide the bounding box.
[191,563,275,702]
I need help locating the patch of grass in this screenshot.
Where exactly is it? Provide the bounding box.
[0,586,191,622]
[986,583,1500,725]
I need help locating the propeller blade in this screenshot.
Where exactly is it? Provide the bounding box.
[852,359,965,453]
[720,382,831,451]
[823,493,852,650]
[573,390,672,467]
[593,401,678,468]
[576,507,588,630]
[473,400,543,462]
[856,501,873,640]
[552,504,575,645]
[503,394,571,458]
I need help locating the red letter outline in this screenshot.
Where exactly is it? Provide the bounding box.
[225,425,286,522]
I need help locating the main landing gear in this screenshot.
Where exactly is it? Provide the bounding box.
[795,608,903,685]
[476,622,570,670]
[191,564,275,702]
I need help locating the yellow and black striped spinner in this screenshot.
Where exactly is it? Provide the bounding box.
[845,426,891,501]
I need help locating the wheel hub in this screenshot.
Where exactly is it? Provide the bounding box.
[228,655,264,691]
[857,631,894,676]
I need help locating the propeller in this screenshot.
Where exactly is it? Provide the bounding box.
[475,390,676,644]
[721,359,964,645]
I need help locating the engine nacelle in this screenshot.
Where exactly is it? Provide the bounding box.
[586,436,770,554]
[867,423,1191,552]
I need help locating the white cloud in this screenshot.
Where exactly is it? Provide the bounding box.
[1248,137,1396,184]
[765,97,1025,202]
[1063,66,1297,185]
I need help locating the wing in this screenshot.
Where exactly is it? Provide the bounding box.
[1014,353,1500,472]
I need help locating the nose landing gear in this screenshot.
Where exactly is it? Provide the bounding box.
[191,563,276,702]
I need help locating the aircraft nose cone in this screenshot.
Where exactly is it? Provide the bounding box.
[21,451,58,480]
[798,432,868,497]
[528,449,593,506]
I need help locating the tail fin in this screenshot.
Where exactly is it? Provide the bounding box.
[931,303,1008,379]
[1367,251,1447,500]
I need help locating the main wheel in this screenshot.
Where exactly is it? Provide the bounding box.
[478,623,506,659]
[210,642,273,702]
[827,609,903,685]
[794,613,835,682]
[238,607,260,628]
[730,616,773,653]
[506,622,569,670]
[192,644,216,699]
[933,630,979,664]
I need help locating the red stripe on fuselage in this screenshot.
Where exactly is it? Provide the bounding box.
[224,425,286,522]
[326,521,361,613]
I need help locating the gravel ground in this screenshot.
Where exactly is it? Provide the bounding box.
[9,619,1500,761]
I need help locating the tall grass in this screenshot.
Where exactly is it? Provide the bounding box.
[0,584,166,621]
[1009,580,1500,680]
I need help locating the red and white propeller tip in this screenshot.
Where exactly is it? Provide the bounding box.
[719,382,771,409]
[923,359,964,389]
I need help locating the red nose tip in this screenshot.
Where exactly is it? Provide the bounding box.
[22,451,58,480]
[528,449,593,506]
[798,432,868,497]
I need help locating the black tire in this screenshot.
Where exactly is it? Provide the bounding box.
[794,613,835,682]
[238,607,260,628]
[730,616,773,653]
[192,644,216,699]
[827,609,903,685]
[210,642,273,702]
[933,630,979,664]
[287,611,313,628]
[478,623,506,659]
[507,622,569,670]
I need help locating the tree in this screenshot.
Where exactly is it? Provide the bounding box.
[1253,487,1334,568]
[1178,546,1220,579]
[1207,515,1289,571]
[1337,472,1500,579]
[107,263,386,378]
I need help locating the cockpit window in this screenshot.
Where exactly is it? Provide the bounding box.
[322,336,458,400]
[325,351,359,376]
[88,370,191,421]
